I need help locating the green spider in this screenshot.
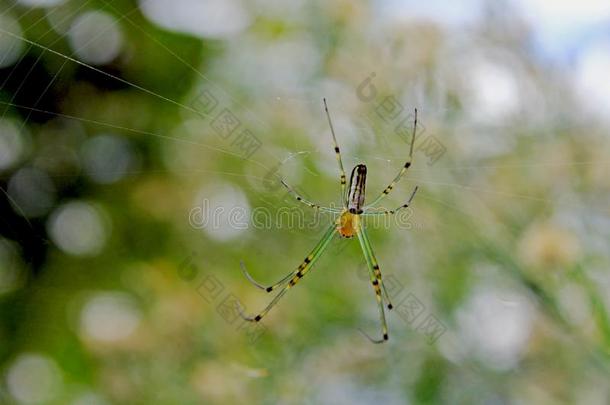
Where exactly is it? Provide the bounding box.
[239,99,419,343]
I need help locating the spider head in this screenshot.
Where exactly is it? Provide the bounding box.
[347,164,367,214]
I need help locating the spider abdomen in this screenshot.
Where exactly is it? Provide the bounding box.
[347,164,367,213]
[337,211,360,238]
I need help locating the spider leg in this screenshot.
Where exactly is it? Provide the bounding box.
[358,328,386,344]
[363,186,419,216]
[239,224,337,321]
[240,261,293,292]
[356,222,392,343]
[323,98,348,205]
[280,180,342,214]
[368,108,418,208]
[358,222,395,309]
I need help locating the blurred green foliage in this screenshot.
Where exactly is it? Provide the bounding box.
[1,0,610,404]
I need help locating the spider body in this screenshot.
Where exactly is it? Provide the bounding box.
[338,164,367,237]
[337,210,360,238]
[239,99,419,343]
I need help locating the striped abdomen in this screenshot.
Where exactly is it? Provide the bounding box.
[347,164,366,214]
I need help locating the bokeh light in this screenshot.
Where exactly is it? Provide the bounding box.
[457,285,534,370]
[79,292,141,344]
[139,0,250,39]
[576,39,610,121]
[192,182,251,242]
[68,11,124,65]
[5,354,62,404]
[0,119,27,171]
[7,167,56,218]
[81,134,136,184]
[47,201,108,256]
[0,15,24,69]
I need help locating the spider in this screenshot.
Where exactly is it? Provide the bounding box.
[239,99,419,343]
